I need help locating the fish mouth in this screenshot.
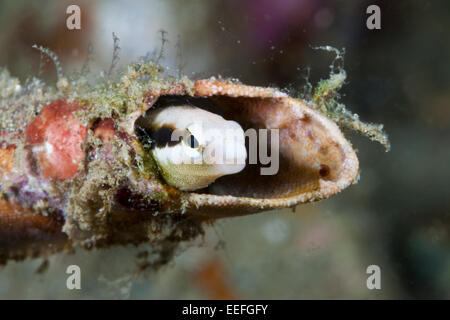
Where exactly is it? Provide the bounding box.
[134,82,359,217]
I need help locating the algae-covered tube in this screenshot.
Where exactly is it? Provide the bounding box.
[0,53,367,264]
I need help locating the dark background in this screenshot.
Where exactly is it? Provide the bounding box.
[0,0,448,299]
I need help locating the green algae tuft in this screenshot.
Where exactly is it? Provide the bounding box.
[304,46,391,152]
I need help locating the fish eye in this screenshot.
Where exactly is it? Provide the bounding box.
[184,133,199,148]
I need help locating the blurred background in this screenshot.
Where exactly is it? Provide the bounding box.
[0,0,449,299]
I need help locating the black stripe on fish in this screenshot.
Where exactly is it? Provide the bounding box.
[151,124,183,148]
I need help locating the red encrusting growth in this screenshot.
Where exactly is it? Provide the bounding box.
[93,118,116,142]
[25,99,87,180]
[0,145,15,173]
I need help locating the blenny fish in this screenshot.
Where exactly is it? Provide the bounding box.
[138,104,247,191]
[0,47,388,264]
